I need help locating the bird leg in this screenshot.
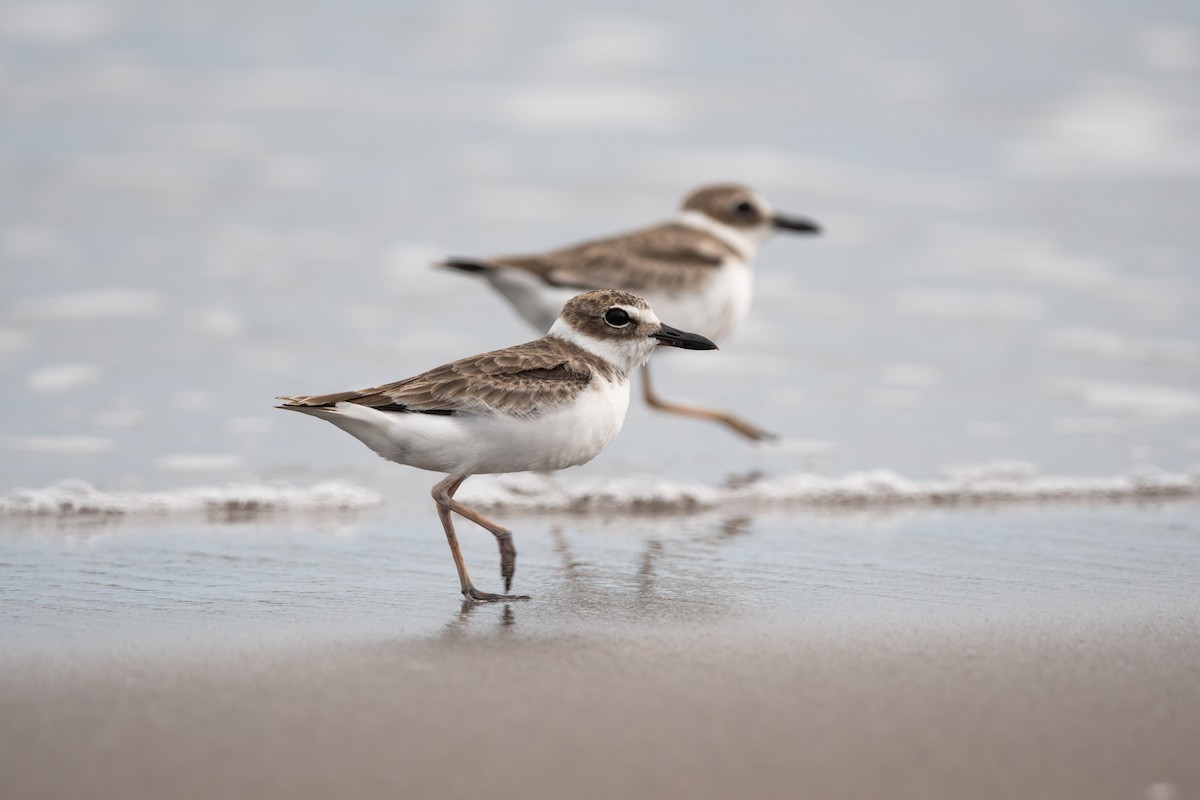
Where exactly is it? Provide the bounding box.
[432,474,530,601]
[641,364,776,442]
[441,486,523,594]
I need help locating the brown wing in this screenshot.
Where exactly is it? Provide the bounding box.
[492,223,736,295]
[279,338,603,418]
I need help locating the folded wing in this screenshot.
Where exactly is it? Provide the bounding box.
[443,223,735,295]
[278,339,599,418]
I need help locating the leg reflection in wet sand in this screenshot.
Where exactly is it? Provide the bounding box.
[442,600,518,638]
[718,516,752,541]
[556,516,753,601]
[441,514,756,629]
[550,526,588,582]
[636,539,664,598]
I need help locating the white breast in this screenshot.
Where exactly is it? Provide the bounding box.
[457,375,630,474]
[317,376,631,476]
[639,257,754,343]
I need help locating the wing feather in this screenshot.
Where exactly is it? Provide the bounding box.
[278,338,603,417]
[489,223,735,294]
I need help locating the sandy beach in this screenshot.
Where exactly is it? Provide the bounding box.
[3,501,1198,800]
[3,598,1197,800]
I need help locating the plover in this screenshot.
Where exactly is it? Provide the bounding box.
[278,290,716,601]
[440,183,820,441]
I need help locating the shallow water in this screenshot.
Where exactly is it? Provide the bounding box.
[5,499,1198,660]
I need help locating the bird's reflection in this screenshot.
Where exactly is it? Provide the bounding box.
[439,513,756,632]
[550,525,587,581]
[556,514,754,601]
[718,515,752,540]
[636,539,664,597]
[442,599,518,638]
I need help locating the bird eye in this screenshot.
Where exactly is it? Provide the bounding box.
[603,308,631,327]
[734,200,756,216]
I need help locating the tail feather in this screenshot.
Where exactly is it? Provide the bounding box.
[276,394,350,416]
[277,403,339,420]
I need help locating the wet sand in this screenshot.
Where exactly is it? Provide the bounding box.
[2,613,1197,800]
[2,503,1198,800]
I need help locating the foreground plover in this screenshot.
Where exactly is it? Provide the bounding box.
[440,183,820,441]
[278,290,716,601]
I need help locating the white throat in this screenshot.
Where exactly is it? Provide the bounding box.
[677,210,765,260]
[548,319,657,375]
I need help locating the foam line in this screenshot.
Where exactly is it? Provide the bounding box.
[4,467,1196,518]
[0,479,382,517]
[461,467,1200,513]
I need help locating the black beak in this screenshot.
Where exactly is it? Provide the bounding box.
[651,324,718,351]
[772,213,822,234]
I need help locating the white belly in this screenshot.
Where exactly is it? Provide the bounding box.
[487,270,578,334]
[319,377,631,475]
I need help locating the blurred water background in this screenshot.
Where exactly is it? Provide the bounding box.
[1,0,1198,501]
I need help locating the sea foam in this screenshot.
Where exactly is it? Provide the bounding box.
[0,479,383,517]
[3,466,1195,519]
[461,465,1200,513]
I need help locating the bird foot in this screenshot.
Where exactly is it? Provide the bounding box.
[463,585,531,603]
[720,415,778,442]
[495,530,517,591]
